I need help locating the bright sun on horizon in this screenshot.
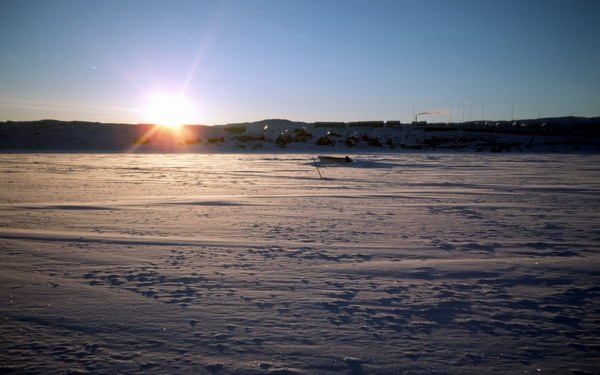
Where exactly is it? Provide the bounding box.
[142,93,198,129]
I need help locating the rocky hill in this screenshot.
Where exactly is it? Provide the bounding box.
[1,117,599,153]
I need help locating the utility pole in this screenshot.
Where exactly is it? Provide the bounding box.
[511,102,515,121]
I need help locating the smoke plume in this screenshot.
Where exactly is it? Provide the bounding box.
[417,109,450,116]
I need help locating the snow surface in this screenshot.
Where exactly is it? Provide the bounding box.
[1,153,600,374]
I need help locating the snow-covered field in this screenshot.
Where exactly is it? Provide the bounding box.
[1,153,599,374]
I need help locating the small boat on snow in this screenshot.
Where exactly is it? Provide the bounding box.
[318,155,353,163]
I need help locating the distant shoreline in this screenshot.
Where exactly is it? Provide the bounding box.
[1,117,599,153]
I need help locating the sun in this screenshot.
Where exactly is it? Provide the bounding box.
[143,93,197,129]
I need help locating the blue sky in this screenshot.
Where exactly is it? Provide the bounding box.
[1,0,599,124]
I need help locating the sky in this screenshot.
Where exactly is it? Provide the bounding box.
[1,0,599,125]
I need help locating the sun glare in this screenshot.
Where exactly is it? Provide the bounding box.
[143,93,197,129]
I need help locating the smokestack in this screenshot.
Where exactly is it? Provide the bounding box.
[414,109,450,123]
